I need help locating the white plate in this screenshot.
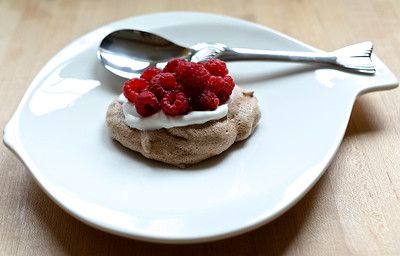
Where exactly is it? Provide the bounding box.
[3,12,398,243]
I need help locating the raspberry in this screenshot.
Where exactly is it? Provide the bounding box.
[203,59,228,76]
[140,67,162,82]
[148,83,166,100]
[123,78,150,102]
[161,91,190,116]
[150,73,183,99]
[207,75,235,104]
[175,61,211,97]
[191,90,219,111]
[151,73,180,91]
[223,75,235,89]
[163,58,186,74]
[216,90,230,104]
[135,91,160,117]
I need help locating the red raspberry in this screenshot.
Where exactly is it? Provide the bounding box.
[148,83,166,100]
[207,75,235,104]
[151,73,180,91]
[163,58,186,74]
[203,59,228,76]
[161,91,190,116]
[123,78,150,102]
[140,67,162,82]
[134,91,160,117]
[191,90,219,111]
[176,61,211,97]
[150,73,183,99]
[223,75,235,89]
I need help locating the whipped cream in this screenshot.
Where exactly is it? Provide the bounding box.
[118,90,234,130]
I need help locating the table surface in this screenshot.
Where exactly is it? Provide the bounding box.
[1,0,400,255]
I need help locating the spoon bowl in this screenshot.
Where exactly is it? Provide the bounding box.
[98,29,193,78]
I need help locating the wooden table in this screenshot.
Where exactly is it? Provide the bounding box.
[1,0,400,255]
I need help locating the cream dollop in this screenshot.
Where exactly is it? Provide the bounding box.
[118,90,234,130]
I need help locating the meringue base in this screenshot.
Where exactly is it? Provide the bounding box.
[106,86,261,168]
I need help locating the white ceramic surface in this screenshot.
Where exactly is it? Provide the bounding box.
[3,12,398,243]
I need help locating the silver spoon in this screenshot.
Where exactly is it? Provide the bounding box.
[98,29,375,79]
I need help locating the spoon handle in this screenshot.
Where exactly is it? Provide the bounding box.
[192,42,375,74]
[220,47,337,65]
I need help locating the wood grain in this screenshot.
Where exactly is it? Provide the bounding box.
[1,0,400,255]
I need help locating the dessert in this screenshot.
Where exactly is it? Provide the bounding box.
[106,58,261,168]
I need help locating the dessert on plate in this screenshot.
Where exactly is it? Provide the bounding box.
[106,58,261,168]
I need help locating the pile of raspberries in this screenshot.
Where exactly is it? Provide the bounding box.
[123,58,235,117]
